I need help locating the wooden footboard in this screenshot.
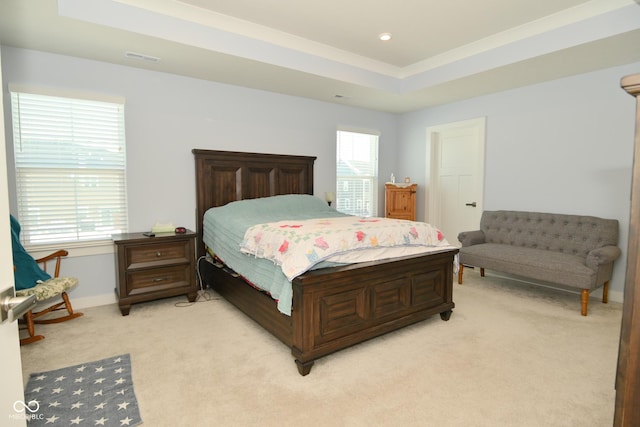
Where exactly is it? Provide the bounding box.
[291,249,457,375]
[200,248,457,375]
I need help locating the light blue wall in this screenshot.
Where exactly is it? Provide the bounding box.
[1,46,398,304]
[3,45,638,306]
[398,61,640,300]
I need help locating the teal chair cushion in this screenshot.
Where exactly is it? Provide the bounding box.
[11,215,51,290]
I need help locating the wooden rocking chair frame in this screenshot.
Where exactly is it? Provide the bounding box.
[19,249,83,346]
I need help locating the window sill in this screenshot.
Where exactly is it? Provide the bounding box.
[25,239,115,259]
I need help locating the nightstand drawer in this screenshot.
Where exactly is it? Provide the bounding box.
[126,240,190,269]
[112,230,197,315]
[126,265,192,295]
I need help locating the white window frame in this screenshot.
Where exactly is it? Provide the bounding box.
[9,86,128,255]
[336,128,379,217]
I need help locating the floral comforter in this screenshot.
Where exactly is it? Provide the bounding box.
[240,216,451,280]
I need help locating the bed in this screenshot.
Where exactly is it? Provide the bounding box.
[193,149,458,375]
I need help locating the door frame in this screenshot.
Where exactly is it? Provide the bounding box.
[426,117,486,236]
[0,46,28,426]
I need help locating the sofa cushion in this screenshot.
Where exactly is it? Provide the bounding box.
[480,211,619,258]
[460,243,597,289]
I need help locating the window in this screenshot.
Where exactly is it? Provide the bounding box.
[10,90,128,246]
[336,129,379,217]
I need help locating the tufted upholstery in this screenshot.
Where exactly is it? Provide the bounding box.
[479,211,619,258]
[458,210,621,315]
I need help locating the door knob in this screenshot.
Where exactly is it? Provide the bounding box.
[0,287,37,323]
[465,202,477,207]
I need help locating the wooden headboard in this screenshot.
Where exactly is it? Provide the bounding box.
[192,149,316,257]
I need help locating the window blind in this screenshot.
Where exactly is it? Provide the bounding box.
[11,91,128,245]
[336,130,379,217]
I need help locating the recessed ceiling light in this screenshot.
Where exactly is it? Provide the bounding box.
[379,33,392,41]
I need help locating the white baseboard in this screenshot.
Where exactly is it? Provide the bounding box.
[72,293,118,310]
[608,290,624,304]
[65,273,625,312]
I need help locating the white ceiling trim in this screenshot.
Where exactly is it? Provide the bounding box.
[60,0,401,78]
[144,0,403,75]
[401,3,640,92]
[401,0,638,78]
[58,0,640,97]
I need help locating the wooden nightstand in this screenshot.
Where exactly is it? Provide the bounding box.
[385,183,417,220]
[112,231,198,315]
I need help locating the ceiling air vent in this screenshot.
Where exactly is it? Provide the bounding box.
[124,51,160,62]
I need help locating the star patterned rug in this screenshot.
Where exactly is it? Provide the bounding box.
[22,354,142,426]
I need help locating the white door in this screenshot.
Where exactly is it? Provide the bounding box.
[0,49,28,427]
[427,117,485,246]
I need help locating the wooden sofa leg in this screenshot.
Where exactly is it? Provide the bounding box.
[602,281,609,304]
[581,289,589,316]
[480,268,485,277]
[458,264,464,284]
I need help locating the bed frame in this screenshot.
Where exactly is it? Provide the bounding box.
[193,149,458,375]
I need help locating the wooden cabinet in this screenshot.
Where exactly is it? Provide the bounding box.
[385,183,417,220]
[615,73,640,426]
[113,231,198,315]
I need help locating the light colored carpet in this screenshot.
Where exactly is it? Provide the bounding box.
[20,269,622,427]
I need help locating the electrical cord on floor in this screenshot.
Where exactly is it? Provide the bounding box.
[174,256,220,308]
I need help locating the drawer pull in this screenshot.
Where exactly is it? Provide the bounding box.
[152,277,168,282]
[156,251,162,257]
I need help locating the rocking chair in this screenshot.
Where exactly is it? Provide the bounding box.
[15,250,83,345]
[10,215,83,345]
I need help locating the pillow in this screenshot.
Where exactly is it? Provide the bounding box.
[11,215,51,290]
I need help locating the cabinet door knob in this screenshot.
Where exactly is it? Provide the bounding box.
[156,251,162,257]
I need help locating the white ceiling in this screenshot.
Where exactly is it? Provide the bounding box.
[1,0,640,113]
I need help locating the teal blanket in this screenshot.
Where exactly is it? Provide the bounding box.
[11,215,51,290]
[203,194,348,315]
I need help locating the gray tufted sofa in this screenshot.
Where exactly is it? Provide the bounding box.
[457,210,621,315]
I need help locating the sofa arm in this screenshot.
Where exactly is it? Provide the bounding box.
[458,230,485,247]
[586,245,622,268]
